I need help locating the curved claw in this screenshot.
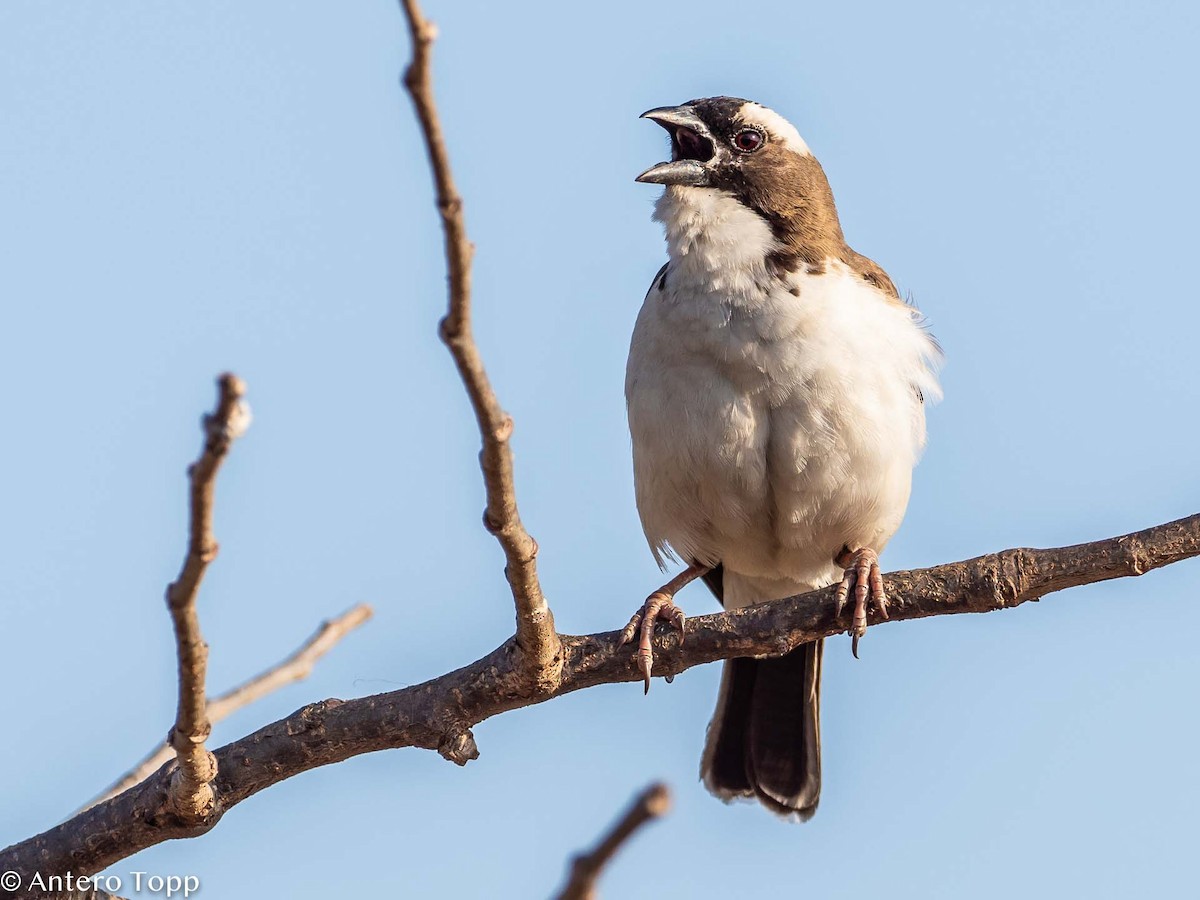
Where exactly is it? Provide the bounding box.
[638,647,653,694]
[623,591,687,694]
[618,563,708,693]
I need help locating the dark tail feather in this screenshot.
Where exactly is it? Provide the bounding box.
[700,640,823,820]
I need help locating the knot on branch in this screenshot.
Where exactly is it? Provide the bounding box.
[492,414,513,443]
[411,17,438,45]
[196,749,218,782]
[167,780,217,822]
[438,314,461,344]
[167,749,218,822]
[513,631,564,700]
[437,727,479,766]
[169,722,213,749]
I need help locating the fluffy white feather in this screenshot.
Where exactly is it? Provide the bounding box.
[627,186,940,609]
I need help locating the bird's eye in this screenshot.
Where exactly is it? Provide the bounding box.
[733,128,765,153]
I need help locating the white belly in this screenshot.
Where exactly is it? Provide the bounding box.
[626,253,939,609]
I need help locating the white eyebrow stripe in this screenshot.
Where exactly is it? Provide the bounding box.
[737,102,812,156]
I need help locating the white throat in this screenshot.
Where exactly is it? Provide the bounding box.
[653,186,777,296]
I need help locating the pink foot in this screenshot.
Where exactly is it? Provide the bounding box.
[834,547,887,658]
[619,563,709,693]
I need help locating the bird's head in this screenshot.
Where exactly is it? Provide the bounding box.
[636,97,814,188]
[637,97,846,273]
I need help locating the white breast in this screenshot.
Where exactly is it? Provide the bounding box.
[626,186,940,607]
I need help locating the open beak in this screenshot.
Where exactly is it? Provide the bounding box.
[636,105,715,187]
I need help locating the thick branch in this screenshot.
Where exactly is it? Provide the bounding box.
[5,514,1196,897]
[555,783,671,900]
[79,604,372,814]
[398,0,559,692]
[163,372,250,823]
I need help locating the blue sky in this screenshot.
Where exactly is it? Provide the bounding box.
[2,1,1199,897]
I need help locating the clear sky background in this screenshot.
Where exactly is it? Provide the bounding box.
[2,1,1198,898]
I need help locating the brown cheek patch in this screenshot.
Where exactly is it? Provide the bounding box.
[724,144,903,301]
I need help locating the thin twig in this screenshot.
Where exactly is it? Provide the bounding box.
[6,513,1197,896]
[398,0,560,693]
[78,604,372,814]
[163,372,251,823]
[555,783,672,900]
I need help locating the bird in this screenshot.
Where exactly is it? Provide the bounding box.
[621,97,941,819]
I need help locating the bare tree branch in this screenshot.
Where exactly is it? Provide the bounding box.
[4,513,1196,897]
[398,0,560,693]
[78,604,372,814]
[555,783,672,900]
[162,372,250,823]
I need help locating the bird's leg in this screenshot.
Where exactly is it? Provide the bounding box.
[620,562,710,694]
[833,546,887,659]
